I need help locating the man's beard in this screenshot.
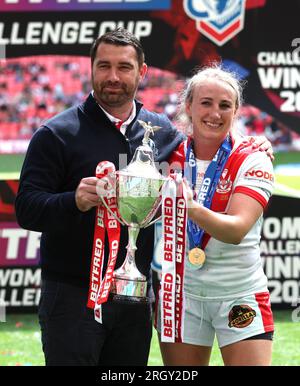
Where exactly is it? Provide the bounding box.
[94,81,135,107]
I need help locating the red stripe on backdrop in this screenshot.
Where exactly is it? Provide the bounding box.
[255,292,274,332]
[246,0,266,9]
[199,20,240,41]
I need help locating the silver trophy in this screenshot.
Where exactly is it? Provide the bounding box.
[99,120,166,303]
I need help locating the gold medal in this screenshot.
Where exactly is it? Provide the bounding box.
[188,247,205,268]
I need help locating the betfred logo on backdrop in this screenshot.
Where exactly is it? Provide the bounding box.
[183,0,246,46]
[0,0,171,12]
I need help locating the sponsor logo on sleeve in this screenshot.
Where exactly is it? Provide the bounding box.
[244,169,274,183]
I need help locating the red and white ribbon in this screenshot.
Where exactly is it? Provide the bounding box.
[160,174,187,342]
[87,161,120,324]
[174,174,187,343]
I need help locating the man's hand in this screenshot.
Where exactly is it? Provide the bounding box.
[75,177,99,212]
[245,136,274,161]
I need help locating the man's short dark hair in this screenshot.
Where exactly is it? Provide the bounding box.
[90,28,145,68]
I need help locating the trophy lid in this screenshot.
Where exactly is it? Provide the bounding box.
[120,121,163,179]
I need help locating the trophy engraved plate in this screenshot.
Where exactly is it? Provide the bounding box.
[98,121,166,304]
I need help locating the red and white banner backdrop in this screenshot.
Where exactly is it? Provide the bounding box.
[261,195,300,310]
[0,181,40,312]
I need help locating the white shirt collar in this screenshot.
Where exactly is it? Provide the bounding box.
[92,91,136,135]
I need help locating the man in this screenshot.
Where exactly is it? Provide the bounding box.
[15,28,184,366]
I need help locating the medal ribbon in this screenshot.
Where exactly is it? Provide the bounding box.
[87,161,120,324]
[161,174,187,343]
[185,136,232,249]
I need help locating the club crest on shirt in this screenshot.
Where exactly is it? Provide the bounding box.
[216,169,232,194]
[228,304,256,328]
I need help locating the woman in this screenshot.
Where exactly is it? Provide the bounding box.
[156,65,274,366]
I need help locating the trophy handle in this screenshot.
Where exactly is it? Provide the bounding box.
[143,179,165,228]
[144,173,183,228]
[99,196,126,226]
[145,214,162,228]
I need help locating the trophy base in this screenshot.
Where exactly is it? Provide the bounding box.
[109,293,150,304]
[110,276,148,304]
